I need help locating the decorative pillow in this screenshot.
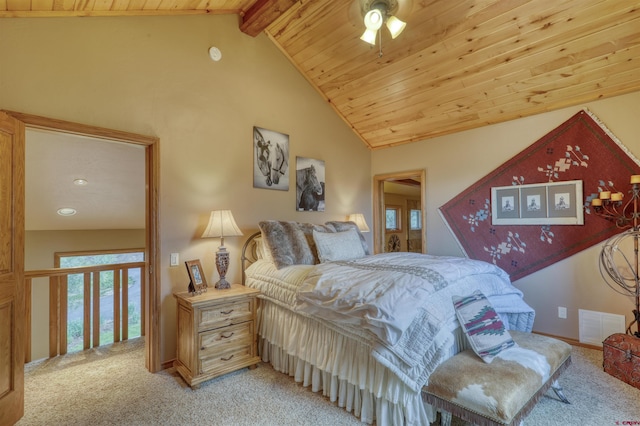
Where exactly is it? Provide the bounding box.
[258,221,314,269]
[296,222,336,264]
[452,290,516,363]
[312,228,367,263]
[325,221,370,255]
[254,236,264,259]
[254,236,275,264]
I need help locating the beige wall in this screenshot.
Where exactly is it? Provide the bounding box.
[372,91,640,341]
[25,229,145,361]
[1,16,371,363]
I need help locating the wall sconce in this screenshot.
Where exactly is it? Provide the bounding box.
[348,213,370,232]
[201,210,243,289]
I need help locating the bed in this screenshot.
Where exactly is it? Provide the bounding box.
[241,220,535,425]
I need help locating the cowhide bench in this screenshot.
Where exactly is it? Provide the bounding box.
[422,331,572,426]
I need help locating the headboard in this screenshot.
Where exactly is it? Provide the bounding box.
[241,231,261,285]
[240,221,370,284]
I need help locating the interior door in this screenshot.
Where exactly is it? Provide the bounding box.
[0,111,25,425]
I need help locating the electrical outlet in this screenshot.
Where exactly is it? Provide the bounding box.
[558,306,567,319]
[170,252,179,266]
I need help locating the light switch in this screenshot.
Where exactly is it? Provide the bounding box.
[558,306,567,319]
[170,253,179,266]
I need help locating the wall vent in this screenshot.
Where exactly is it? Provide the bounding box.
[578,309,625,346]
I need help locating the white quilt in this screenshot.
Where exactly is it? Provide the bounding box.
[293,253,534,391]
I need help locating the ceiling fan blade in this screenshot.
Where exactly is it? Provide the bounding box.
[395,0,414,20]
[348,0,364,26]
[354,0,414,20]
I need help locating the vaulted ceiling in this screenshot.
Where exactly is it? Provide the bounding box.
[2,0,640,150]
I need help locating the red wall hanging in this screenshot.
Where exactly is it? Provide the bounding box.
[439,109,640,281]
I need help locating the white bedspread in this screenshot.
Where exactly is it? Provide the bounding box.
[294,253,534,392]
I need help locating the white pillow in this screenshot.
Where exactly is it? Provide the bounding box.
[312,228,366,263]
[256,234,275,264]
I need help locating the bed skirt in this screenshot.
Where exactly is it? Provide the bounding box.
[255,298,461,425]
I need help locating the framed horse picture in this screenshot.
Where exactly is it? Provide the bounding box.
[253,126,290,190]
[296,156,325,212]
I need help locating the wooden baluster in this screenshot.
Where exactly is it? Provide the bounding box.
[122,267,129,341]
[60,275,68,355]
[92,271,100,348]
[114,268,120,343]
[141,265,146,337]
[83,272,91,350]
[25,277,32,363]
[49,275,59,358]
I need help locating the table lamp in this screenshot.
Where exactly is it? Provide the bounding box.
[201,210,243,289]
[347,213,370,232]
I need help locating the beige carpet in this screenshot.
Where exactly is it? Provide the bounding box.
[15,337,640,425]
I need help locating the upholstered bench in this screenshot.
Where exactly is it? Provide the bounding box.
[422,331,571,426]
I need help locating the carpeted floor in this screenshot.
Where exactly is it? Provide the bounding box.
[15,338,640,425]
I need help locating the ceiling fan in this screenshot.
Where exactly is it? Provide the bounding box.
[358,0,409,45]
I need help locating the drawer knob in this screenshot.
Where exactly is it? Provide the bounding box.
[221,354,235,362]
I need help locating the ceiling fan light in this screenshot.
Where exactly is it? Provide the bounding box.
[386,15,406,38]
[363,9,383,31]
[360,28,378,45]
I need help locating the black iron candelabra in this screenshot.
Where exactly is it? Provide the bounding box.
[593,175,640,337]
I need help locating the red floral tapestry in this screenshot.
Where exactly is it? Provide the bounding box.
[439,110,640,281]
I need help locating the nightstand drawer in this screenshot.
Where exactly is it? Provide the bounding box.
[199,322,254,355]
[197,299,253,331]
[200,343,255,374]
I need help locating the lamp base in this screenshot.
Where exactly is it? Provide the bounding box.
[215,278,231,289]
[215,249,231,290]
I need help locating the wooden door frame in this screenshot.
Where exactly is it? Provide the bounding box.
[3,110,161,373]
[373,169,427,254]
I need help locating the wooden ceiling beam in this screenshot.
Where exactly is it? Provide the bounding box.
[240,0,297,37]
[0,10,238,18]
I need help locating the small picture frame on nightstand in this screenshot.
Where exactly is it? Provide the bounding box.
[185,259,208,295]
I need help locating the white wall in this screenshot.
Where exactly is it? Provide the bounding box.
[372,91,640,341]
[1,15,371,362]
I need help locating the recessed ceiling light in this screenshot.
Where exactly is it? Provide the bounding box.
[73,179,88,186]
[57,208,77,216]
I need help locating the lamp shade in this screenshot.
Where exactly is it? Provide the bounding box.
[201,210,243,240]
[386,15,406,39]
[360,28,378,45]
[348,213,370,233]
[363,9,383,31]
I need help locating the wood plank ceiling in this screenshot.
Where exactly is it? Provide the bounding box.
[2,0,639,150]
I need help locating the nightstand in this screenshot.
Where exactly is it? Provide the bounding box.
[173,284,261,388]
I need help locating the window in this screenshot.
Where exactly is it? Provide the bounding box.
[385,205,402,232]
[409,209,422,230]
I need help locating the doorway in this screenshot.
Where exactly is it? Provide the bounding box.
[373,170,426,254]
[5,110,161,373]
